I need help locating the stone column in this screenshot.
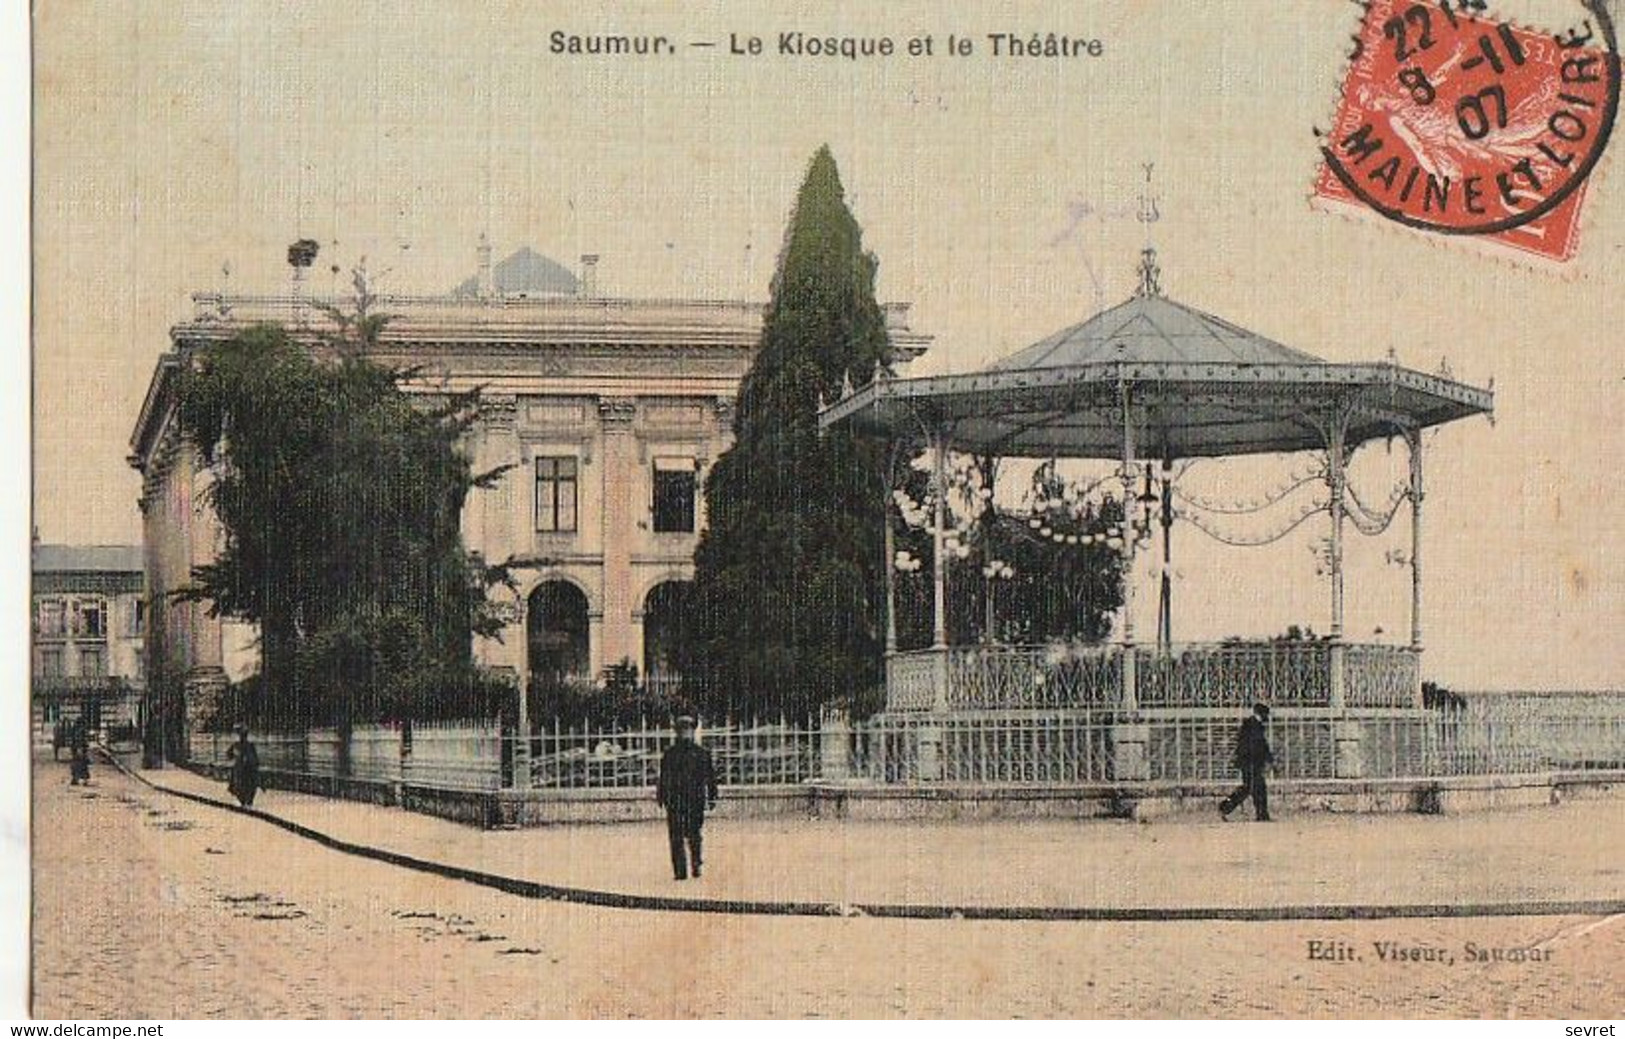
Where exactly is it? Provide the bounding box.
[187,451,226,677]
[587,612,606,678]
[183,669,227,750]
[474,396,519,570]
[185,447,228,740]
[598,398,639,671]
[473,397,523,678]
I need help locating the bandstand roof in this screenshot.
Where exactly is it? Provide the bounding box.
[820,289,1493,458]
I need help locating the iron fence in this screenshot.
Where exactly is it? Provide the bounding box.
[525,720,821,790]
[178,702,1625,795]
[405,720,503,791]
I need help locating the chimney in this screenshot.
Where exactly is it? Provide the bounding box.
[477,233,494,298]
[579,254,600,298]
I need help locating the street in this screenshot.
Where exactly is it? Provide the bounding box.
[31,761,1625,1018]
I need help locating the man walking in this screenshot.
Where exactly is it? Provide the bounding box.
[226,726,261,807]
[1220,702,1274,821]
[66,719,91,786]
[656,716,717,881]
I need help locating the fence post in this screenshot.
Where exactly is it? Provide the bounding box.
[1334,717,1364,779]
[1109,719,1149,782]
[395,720,410,803]
[819,712,852,781]
[916,719,943,781]
[514,717,531,791]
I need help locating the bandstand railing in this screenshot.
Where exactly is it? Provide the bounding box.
[1136,642,1332,708]
[885,641,1420,712]
[1341,644,1421,708]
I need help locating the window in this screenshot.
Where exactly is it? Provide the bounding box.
[76,601,105,639]
[37,600,65,637]
[39,649,63,678]
[534,457,579,533]
[652,457,698,534]
[79,649,105,678]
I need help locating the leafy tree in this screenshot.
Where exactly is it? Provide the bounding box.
[681,147,894,720]
[172,282,511,733]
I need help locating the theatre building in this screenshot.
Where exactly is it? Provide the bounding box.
[129,245,928,736]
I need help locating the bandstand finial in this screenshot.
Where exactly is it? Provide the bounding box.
[1135,162,1162,298]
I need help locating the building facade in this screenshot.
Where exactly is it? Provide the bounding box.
[128,247,928,742]
[31,543,146,750]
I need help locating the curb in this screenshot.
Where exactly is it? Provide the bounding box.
[117,758,1625,924]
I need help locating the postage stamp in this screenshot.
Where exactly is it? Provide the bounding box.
[1315,0,1620,261]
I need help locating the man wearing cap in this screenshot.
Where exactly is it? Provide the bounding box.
[1219,702,1275,822]
[656,716,718,880]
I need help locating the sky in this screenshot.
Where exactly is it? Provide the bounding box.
[30,0,1625,691]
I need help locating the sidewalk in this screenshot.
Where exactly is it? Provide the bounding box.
[138,764,1624,912]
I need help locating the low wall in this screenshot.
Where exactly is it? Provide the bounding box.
[181,762,1625,828]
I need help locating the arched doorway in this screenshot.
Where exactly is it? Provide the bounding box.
[527,581,590,687]
[642,580,692,695]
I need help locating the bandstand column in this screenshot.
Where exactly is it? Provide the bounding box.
[1408,428,1426,707]
[1118,385,1139,712]
[1408,429,1425,652]
[1326,412,1348,711]
[930,430,949,714]
[884,499,898,654]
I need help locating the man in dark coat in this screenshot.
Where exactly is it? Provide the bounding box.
[67,720,91,785]
[1220,703,1274,821]
[656,716,717,881]
[226,727,260,807]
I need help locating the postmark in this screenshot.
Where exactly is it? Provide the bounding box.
[1315,0,1620,261]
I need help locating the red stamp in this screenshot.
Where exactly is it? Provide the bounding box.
[1315,0,1619,261]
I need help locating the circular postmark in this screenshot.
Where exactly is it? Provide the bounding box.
[1316,0,1620,241]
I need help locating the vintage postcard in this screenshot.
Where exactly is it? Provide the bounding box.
[24,0,1625,1022]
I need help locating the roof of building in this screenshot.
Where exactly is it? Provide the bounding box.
[987,292,1326,371]
[821,275,1493,458]
[453,247,580,297]
[33,544,143,574]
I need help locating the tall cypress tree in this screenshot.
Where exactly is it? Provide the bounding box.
[682,146,893,719]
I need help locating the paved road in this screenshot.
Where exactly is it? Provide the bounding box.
[31,761,1625,1018]
[145,763,1625,912]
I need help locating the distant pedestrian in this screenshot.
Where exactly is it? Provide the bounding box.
[67,721,91,786]
[51,720,66,761]
[1219,703,1274,822]
[226,727,260,808]
[656,716,717,881]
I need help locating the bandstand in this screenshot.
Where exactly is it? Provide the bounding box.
[818,253,1493,782]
